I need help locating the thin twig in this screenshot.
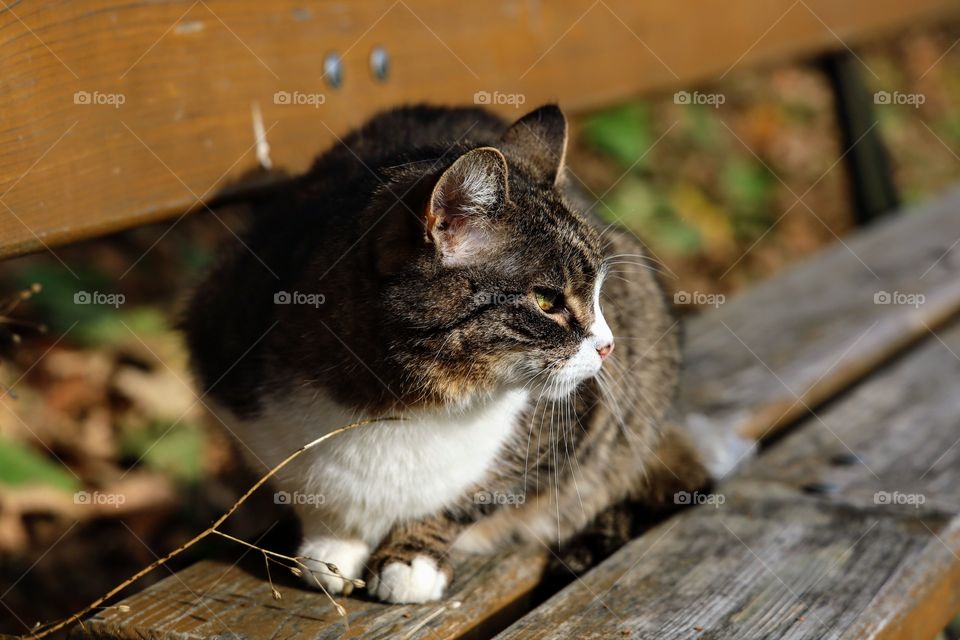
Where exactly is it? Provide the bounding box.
[24,416,399,640]
[212,529,364,585]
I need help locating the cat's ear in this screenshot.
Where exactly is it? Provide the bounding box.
[500,104,568,185]
[425,146,509,266]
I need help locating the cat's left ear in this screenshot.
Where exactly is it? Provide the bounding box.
[500,104,568,185]
[425,146,509,266]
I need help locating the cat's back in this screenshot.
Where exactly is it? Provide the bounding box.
[182,105,506,410]
[309,105,508,176]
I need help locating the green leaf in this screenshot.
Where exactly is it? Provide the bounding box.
[584,103,653,170]
[74,307,168,347]
[683,104,721,149]
[597,177,702,255]
[120,421,204,483]
[0,438,79,492]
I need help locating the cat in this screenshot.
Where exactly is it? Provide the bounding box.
[183,104,711,604]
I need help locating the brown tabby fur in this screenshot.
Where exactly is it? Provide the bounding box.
[183,104,709,595]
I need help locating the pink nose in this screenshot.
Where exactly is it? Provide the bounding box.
[596,341,614,360]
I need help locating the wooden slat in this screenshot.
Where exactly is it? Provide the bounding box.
[497,321,960,639]
[3,0,959,259]
[78,548,546,640]
[497,485,960,639]
[735,331,960,517]
[678,186,960,445]
[77,190,960,638]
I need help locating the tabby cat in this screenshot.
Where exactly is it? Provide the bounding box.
[183,104,711,603]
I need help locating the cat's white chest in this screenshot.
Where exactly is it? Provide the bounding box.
[226,388,529,542]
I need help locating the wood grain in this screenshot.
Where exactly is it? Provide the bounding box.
[77,547,547,640]
[3,0,959,260]
[497,484,960,640]
[678,186,960,445]
[498,322,960,639]
[736,320,960,516]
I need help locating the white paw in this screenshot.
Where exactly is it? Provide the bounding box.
[298,537,370,594]
[367,556,449,603]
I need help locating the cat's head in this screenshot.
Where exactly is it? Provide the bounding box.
[382,105,618,406]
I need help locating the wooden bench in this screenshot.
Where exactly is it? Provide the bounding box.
[4,1,960,638]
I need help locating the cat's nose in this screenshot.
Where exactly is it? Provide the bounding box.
[596,340,614,360]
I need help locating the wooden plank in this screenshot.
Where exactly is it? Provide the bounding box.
[678,186,960,447]
[735,324,960,517]
[78,548,547,640]
[496,322,960,639]
[3,0,959,259]
[77,189,960,638]
[75,550,542,640]
[496,483,960,640]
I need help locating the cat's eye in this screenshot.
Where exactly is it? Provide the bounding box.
[533,288,562,314]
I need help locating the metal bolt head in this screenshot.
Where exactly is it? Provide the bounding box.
[370,46,389,82]
[323,52,343,89]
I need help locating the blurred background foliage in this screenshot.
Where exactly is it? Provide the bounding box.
[1,20,960,638]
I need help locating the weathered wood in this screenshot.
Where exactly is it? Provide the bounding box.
[736,323,960,516]
[496,322,960,639]
[678,186,960,447]
[78,188,960,638]
[77,547,546,640]
[3,0,959,260]
[497,483,960,640]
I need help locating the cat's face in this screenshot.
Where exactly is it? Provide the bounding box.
[384,106,616,406]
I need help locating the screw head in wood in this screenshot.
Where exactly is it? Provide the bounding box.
[370,46,389,82]
[324,52,343,89]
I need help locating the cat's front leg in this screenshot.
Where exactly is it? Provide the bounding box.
[366,513,462,603]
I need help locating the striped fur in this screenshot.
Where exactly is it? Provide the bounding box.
[183,105,709,603]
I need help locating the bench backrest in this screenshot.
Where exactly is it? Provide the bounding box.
[1,0,956,260]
